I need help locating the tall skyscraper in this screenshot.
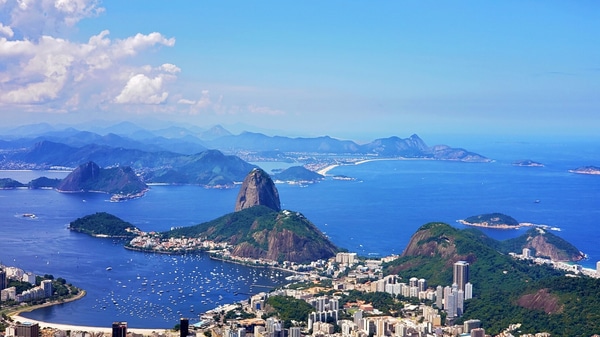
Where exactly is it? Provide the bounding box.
[453,261,469,291]
[0,268,6,290]
[112,322,127,337]
[180,318,189,337]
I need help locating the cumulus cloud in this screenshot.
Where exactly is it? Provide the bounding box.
[0,29,176,107]
[4,0,104,37]
[0,23,14,38]
[114,74,169,105]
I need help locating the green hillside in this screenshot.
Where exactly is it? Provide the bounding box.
[384,222,600,335]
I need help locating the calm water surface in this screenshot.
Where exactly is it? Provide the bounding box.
[1,141,599,328]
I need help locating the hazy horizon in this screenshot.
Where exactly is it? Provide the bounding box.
[1,1,598,141]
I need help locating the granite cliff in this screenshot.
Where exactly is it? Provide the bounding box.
[235,168,281,212]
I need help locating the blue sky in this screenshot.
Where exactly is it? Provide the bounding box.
[0,1,598,141]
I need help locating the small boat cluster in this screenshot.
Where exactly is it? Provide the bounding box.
[89,254,286,325]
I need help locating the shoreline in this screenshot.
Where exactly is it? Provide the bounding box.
[317,157,433,175]
[8,290,168,334]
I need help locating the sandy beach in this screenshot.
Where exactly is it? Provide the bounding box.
[317,157,411,175]
[316,164,339,175]
[6,291,169,335]
[9,314,168,335]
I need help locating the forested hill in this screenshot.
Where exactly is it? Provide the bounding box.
[69,212,139,238]
[166,205,338,264]
[384,222,598,335]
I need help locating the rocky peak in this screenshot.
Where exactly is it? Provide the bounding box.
[56,161,101,191]
[235,168,281,212]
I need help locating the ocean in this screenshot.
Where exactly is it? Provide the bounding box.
[1,140,599,329]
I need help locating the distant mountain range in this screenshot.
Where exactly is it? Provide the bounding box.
[0,122,490,161]
[0,123,491,187]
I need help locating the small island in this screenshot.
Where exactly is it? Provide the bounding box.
[513,160,544,167]
[459,212,524,229]
[68,212,141,238]
[272,166,324,184]
[569,166,600,175]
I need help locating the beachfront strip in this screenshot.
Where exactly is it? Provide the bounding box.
[4,247,600,337]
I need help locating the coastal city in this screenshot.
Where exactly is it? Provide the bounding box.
[2,244,600,337]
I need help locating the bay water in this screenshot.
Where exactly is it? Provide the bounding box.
[1,140,599,328]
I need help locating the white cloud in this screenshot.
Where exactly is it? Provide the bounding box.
[160,63,181,74]
[114,32,175,58]
[114,74,169,105]
[247,104,285,115]
[5,0,104,37]
[0,29,176,107]
[178,98,196,105]
[0,23,14,38]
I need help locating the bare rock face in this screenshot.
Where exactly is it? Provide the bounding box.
[235,168,281,212]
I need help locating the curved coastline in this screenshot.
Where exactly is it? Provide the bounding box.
[8,291,168,334]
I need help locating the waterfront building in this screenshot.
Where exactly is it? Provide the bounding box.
[522,248,531,258]
[453,261,469,291]
[111,322,127,337]
[1,286,16,301]
[596,261,600,275]
[15,322,39,337]
[41,279,53,298]
[22,272,35,285]
[180,318,189,337]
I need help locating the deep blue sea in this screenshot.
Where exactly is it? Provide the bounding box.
[1,140,599,329]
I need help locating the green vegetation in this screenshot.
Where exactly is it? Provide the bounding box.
[28,177,62,189]
[273,166,324,182]
[168,206,330,245]
[339,290,404,316]
[463,213,519,227]
[165,205,337,263]
[383,222,600,335]
[501,228,582,260]
[264,295,315,328]
[69,212,139,237]
[0,178,25,189]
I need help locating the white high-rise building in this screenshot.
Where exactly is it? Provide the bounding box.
[435,285,443,308]
[446,292,456,318]
[522,248,531,258]
[464,282,473,300]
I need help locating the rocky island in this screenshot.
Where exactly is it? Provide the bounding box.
[569,165,600,175]
[56,161,148,200]
[459,212,523,229]
[513,159,544,167]
[68,212,141,238]
[272,166,324,184]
